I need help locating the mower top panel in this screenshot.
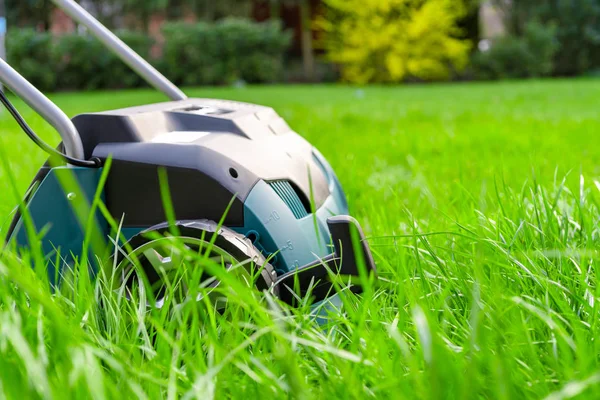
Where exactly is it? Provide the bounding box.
[72,98,292,155]
[71,99,331,227]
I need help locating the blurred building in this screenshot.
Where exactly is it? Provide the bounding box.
[480,0,506,39]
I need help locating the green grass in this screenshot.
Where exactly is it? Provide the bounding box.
[2,80,600,398]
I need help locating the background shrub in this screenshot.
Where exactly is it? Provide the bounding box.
[317,0,472,84]
[162,18,291,86]
[54,31,153,90]
[491,0,600,77]
[7,29,57,92]
[7,19,290,91]
[7,29,153,91]
[473,21,558,80]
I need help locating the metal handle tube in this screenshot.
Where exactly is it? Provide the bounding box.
[51,0,187,102]
[0,58,85,159]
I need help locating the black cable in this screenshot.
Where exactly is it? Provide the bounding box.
[0,89,101,168]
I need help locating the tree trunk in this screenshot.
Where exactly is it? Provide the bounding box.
[204,0,215,22]
[270,0,281,20]
[299,0,314,81]
[141,6,150,33]
[460,1,480,50]
[42,0,51,31]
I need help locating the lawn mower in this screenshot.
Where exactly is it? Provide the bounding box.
[1,0,376,310]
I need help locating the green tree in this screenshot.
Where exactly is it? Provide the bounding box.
[6,0,52,30]
[122,0,168,32]
[492,0,600,76]
[268,0,315,81]
[165,0,253,22]
[82,0,126,29]
[6,0,125,30]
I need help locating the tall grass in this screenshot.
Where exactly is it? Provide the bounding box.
[2,166,600,398]
[1,81,600,398]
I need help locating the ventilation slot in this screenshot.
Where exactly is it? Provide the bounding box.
[269,181,309,219]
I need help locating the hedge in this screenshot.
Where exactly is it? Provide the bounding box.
[6,19,291,92]
[54,30,153,90]
[161,18,291,86]
[7,28,153,92]
[6,29,57,92]
[472,21,558,80]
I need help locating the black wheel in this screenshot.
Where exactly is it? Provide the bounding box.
[113,220,278,309]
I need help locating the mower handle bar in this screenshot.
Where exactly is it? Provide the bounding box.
[0,58,86,159]
[0,0,187,161]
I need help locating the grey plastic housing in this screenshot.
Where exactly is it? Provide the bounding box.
[72,98,331,228]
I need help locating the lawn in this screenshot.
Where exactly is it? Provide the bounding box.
[1,80,600,398]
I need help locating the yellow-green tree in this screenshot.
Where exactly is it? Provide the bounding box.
[318,0,472,83]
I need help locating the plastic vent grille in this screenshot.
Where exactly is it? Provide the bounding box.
[269,181,309,219]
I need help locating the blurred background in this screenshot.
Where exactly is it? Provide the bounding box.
[2,0,594,91]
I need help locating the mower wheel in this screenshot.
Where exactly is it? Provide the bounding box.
[113,220,278,309]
